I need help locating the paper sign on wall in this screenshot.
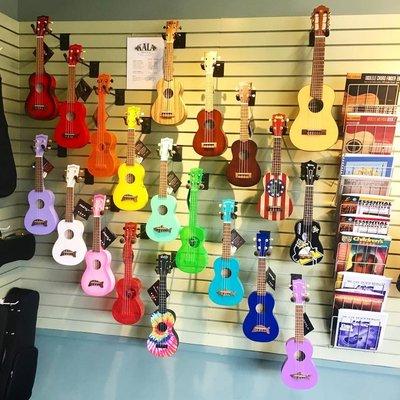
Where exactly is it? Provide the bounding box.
[126,36,164,89]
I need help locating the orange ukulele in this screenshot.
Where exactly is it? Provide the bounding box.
[87,74,119,177]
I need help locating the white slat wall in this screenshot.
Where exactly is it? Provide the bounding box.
[2,12,400,367]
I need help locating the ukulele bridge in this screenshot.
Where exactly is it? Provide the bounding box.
[33,104,45,110]
[63,132,78,139]
[301,129,326,136]
[32,219,47,227]
[252,325,270,333]
[155,343,168,349]
[161,111,174,118]
[201,142,217,149]
[122,194,138,202]
[217,289,236,297]
[154,226,172,233]
[88,280,104,288]
[268,206,282,211]
[235,172,252,179]
[290,372,311,380]
[60,250,77,257]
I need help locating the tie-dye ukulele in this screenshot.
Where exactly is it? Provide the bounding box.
[147,253,179,357]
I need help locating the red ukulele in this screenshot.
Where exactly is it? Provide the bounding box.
[112,222,145,325]
[226,82,261,187]
[25,15,58,120]
[54,44,90,148]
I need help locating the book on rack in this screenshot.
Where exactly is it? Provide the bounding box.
[340,154,394,178]
[338,215,390,237]
[339,194,393,219]
[340,175,391,197]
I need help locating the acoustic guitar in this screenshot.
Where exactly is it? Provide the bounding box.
[150,20,186,125]
[25,15,59,120]
[289,5,338,151]
[87,74,119,177]
[54,44,90,148]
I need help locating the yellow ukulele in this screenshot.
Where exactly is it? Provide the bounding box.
[112,106,148,211]
[150,20,186,125]
[289,5,338,152]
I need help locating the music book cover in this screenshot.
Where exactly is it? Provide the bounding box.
[338,215,390,237]
[340,175,391,197]
[333,290,385,314]
[340,154,394,178]
[340,194,393,219]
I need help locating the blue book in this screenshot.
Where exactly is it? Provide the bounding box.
[341,154,394,178]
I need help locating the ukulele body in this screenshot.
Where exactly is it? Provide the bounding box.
[290,84,338,151]
[258,172,293,221]
[242,291,279,342]
[226,139,261,187]
[151,78,186,125]
[112,277,144,324]
[112,163,148,211]
[193,109,227,156]
[54,101,90,148]
[25,72,59,120]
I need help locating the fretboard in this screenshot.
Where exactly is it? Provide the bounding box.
[256,257,267,295]
[92,216,101,252]
[221,222,232,259]
[302,185,314,227]
[34,156,44,192]
[36,36,44,75]
[204,73,214,111]
[123,247,133,281]
[295,304,304,342]
[239,102,250,141]
[65,186,75,222]
[163,42,174,81]
[96,90,106,140]
[188,189,199,228]
[158,273,167,314]
[158,160,168,197]
[126,129,138,166]
[271,137,282,175]
[310,36,326,100]
[67,66,76,103]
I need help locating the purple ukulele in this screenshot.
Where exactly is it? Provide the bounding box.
[24,134,59,235]
[281,278,318,390]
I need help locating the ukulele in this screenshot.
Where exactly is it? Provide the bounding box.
[289,5,338,151]
[112,106,148,211]
[147,253,179,357]
[112,222,145,325]
[258,114,293,221]
[145,138,181,242]
[150,20,186,125]
[242,230,279,342]
[52,164,87,265]
[289,161,324,266]
[24,134,59,235]
[281,278,318,390]
[176,168,208,274]
[193,51,227,156]
[81,194,115,296]
[87,74,119,177]
[25,15,58,120]
[226,82,261,187]
[54,44,90,149]
[209,199,244,306]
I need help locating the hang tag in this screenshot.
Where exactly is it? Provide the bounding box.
[101,227,117,249]
[42,157,54,175]
[171,145,182,162]
[33,42,54,64]
[73,199,92,220]
[167,171,181,193]
[213,61,225,77]
[201,173,209,190]
[231,229,245,254]
[266,267,276,291]
[75,78,93,102]
[248,90,256,106]
[141,117,152,134]
[147,280,170,306]
[303,313,314,336]
[135,140,151,163]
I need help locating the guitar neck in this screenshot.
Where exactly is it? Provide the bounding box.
[302,185,314,227]
[158,272,167,314]
[65,186,75,222]
[97,90,106,137]
[126,129,138,166]
[295,304,305,342]
[221,222,232,259]
[188,189,199,227]
[158,160,168,197]
[271,137,282,175]
[310,36,326,100]
[36,36,44,75]
[34,156,44,192]
[163,42,174,81]
[67,66,77,103]
[256,257,267,295]
[123,247,133,280]
[204,73,214,111]
[239,102,250,141]
[92,216,102,252]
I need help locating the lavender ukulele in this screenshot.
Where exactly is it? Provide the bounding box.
[24,134,59,235]
[281,278,318,390]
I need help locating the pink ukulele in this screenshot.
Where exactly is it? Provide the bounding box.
[281,278,318,390]
[81,194,115,296]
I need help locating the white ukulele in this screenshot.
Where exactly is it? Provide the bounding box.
[52,164,87,265]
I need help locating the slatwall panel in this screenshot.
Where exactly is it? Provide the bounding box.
[3,13,400,367]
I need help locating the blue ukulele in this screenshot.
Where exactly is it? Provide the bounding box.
[242,230,279,342]
[208,199,244,306]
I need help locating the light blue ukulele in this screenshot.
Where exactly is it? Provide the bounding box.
[209,199,244,306]
[146,138,180,242]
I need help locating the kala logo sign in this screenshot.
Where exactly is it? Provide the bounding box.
[135,42,157,51]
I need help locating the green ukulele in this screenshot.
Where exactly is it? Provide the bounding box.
[176,168,208,273]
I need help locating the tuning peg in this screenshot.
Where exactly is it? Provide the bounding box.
[185,184,190,189]
[119,237,125,244]
[290,296,295,303]
[266,250,272,256]
[76,176,84,183]
[163,25,166,29]
[305,296,310,302]
[105,198,111,205]
[253,250,258,256]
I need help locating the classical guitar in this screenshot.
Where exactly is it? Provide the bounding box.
[258,114,293,221]
[289,5,338,151]
[54,44,90,148]
[87,74,119,177]
[112,106,148,211]
[52,164,87,266]
[150,20,186,125]
[147,253,179,357]
[226,82,261,187]
[193,51,227,156]
[281,278,318,390]
[112,222,144,325]
[176,167,208,274]
[81,194,115,296]
[25,15,58,120]
[24,134,59,235]
[289,161,323,266]
[242,230,279,342]
[145,138,181,242]
[209,199,244,306]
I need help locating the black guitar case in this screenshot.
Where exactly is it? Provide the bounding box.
[0,288,39,400]
[0,77,17,198]
[0,233,36,269]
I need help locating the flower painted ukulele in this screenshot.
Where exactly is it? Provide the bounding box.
[147,253,179,357]
[242,230,279,342]
[176,167,208,274]
[258,114,293,221]
[81,194,115,296]
[209,199,244,306]
[24,134,59,235]
[112,106,148,211]
[112,222,145,325]
[281,278,318,390]
[52,164,87,265]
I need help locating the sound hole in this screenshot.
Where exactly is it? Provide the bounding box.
[308,98,324,113]
[345,139,362,153]
[64,229,74,239]
[204,119,215,129]
[163,88,174,99]
[126,173,135,184]
[189,237,200,248]
[35,83,43,93]
[255,303,264,313]
[295,350,306,361]
[126,289,136,299]
[239,150,249,160]
[94,260,101,270]
[98,143,106,151]
[158,205,168,215]
[36,199,44,209]
[221,268,231,278]
[66,111,76,121]
[158,322,167,332]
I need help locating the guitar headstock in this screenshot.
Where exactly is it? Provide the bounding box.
[158,137,174,161]
[155,253,172,275]
[236,81,253,104]
[255,230,271,257]
[92,194,106,218]
[187,167,204,191]
[65,164,80,188]
[35,15,51,36]
[311,4,330,37]
[300,160,320,185]
[96,74,112,95]
[203,51,218,76]
[292,278,308,305]
[125,106,142,129]
[270,113,288,137]
[219,199,237,223]
[66,44,83,66]
[164,20,181,43]
[123,222,138,263]
[33,134,48,157]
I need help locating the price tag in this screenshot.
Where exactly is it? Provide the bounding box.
[101,227,117,249]
[148,280,170,306]
[167,171,181,193]
[266,267,276,291]
[73,199,92,220]
[231,229,245,254]
[135,140,151,163]
[42,157,54,176]
[303,313,315,336]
